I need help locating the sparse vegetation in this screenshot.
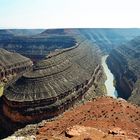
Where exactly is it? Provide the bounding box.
[0,83,4,97]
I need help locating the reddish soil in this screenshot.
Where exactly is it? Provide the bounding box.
[36,96,140,140]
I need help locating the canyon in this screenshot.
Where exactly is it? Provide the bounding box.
[3,40,104,124]
[0,29,106,138]
[1,28,140,61]
[107,36,140,105]
[0,29,77,61]
[0,28,140,139]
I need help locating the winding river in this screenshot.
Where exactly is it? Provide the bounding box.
[102,55,118,98]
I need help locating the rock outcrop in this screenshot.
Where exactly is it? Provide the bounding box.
[0,48,32,88]
[0,48,33,138]
[107,36,140,105]
[2,40,104,124]
[36,96,140,140]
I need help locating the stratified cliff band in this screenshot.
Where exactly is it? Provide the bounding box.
[2,40,104,123]
[107,36,140,105]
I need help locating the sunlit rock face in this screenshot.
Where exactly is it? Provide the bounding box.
[107,36,140,105]
[36,96,140,140]
[3,39,104,123]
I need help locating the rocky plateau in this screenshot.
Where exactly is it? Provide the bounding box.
[36,96,140,140]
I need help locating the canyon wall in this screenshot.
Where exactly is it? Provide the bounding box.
[107,36,140,105]
[79,28,126,53]
[0,29,77,61]
[0,48,33,87]
[2,40,105,124]
[1,28,139,61]
[0,49,33,137]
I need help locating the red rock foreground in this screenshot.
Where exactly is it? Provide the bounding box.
[36,96,140,140]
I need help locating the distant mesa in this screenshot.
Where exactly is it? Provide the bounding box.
[40,28,81,36]
[40,29,65,35]
[0,28,133,61]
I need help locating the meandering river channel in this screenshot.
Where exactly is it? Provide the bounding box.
[102,55,118,98]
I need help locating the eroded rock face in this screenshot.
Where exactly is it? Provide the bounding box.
[0,48,33,86]
[63,125,130,140]
[107,36,140,105]
[0,49,33,138]
[1,28,136,61]
[36,96,140,140]
[79,28,126,53]
[0,29,77,61]
[3,40,104,124]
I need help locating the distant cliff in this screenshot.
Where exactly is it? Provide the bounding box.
[0,29,77,61]
[1,28,139,61]
[79,28,126,53]
[107,36,140,105]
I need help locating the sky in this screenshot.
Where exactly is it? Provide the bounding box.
[0,0,140,29]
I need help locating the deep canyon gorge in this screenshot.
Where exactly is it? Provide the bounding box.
[0,28,140,139]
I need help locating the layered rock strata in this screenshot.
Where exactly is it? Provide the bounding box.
[3,40,103,123]
[0,48,33,86]
[107,36,140,105]
[0,29,77,61]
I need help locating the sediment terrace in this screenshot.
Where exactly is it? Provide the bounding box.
[2,40,104,124]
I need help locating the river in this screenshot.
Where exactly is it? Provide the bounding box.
[102,55,118,98]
